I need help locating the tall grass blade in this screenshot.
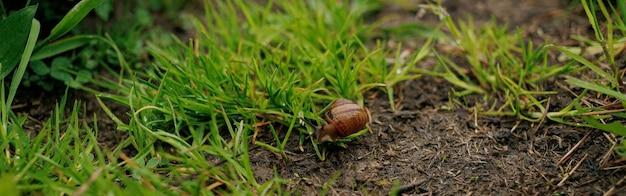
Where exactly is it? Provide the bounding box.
[549,45,616,86]
[45,0,104,42]
[565,76,626,102]
[7,19,40,108]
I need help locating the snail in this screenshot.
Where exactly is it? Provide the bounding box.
[316,98,370,142]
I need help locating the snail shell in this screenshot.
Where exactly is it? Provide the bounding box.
[316,99,370,142]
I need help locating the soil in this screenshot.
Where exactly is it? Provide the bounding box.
[249,0,626,195]
[251,76,625,195]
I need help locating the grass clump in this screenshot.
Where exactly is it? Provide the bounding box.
[95,0,430,160]
[424,0,626,157]
[419,5,575,121]
[1,95,287,195]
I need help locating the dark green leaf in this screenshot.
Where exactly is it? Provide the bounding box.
[85,59,98,69]
[76,70,92,83]
[46,0,105,41]
[94,0,112,20]
[30,61,49,75]
[51,57,72,70]
[67,79,81,88]
[0,5,37,79]
[51,70,73,82]
[50,57,72,82]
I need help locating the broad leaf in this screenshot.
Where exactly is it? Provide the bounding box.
[76,70,92,83]
[0,5,37,79]
[50,57,73,82]
[30,61,50,75]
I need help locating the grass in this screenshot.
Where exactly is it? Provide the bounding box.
[4,0,626,194]
[422,0,626,154]
[1,95,287,195]
[92,0,430,160]
[1,0,430,194]
[419,12,575,121]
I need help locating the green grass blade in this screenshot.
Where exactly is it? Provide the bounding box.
[565,76,626,102]
[31,35,95,61]
[581,0,604,41]
[6,19,40,108]
[548,45,616,86]
[619,0,626,25]
[45,0,104,42]
[582,116,626,137]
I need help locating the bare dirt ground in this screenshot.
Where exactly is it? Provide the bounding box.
[250,0,626,195]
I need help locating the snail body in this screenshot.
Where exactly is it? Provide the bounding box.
[316,99,370,142]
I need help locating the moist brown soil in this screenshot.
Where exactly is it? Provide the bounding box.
[249,0,626,195]
[252,77,625,195]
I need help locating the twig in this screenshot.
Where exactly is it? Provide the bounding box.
[604,174,626,196]
[600,142,618,168]
[602,165,626,170]
[558,154,588,187]
[558,132,591,165]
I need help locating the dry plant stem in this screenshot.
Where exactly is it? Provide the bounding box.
[558,132,591,166]
[558,154,588,187]
[206,181,225,191]
[603,165,626,170]
[604,175,626,196]
[600,142,618,168]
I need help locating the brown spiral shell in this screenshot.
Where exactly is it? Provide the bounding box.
[316,98,370,142]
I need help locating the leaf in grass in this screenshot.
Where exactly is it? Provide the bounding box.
[582,116,626,137]
[50,57,73,82]
[565,76,626,102]
[31,35,95,61]
[0,5,37,79]
[94,0,113,21]
[46,0,105,41]
[75,69,92,83]
[30,61,50,75]
[548,44,616,86]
